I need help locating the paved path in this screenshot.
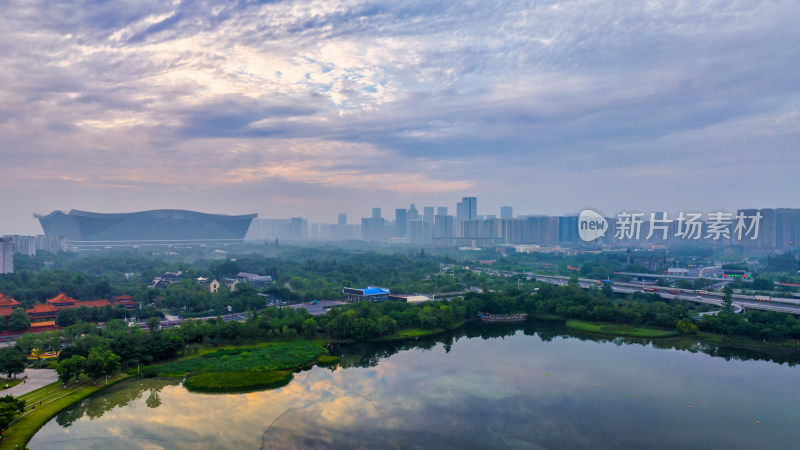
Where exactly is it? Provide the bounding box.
[2,368,58,397]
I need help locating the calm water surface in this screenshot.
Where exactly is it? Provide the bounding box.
[29,321,800,449]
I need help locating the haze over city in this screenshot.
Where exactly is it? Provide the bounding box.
[2,0,799,235]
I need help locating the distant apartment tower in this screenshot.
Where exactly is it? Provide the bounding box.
[501,206,513,219]
[3,235,35,256]
[372,208,382,219]
[408,204,421,222]
[408,220,431,245]
[423,207,435,226]
[456,196,477,236]
[437,206,448,217]
[558,216,579,243]
[361,217,386,241]
[338,213,347,226]
[0,238,14,274]
[434,214,455,238]
[289,218,308,239]
[395,208,408,237]
[35,235,67,254]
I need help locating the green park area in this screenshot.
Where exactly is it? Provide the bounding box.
[0,373,129,449]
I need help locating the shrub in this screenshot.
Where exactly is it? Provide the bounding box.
[183,370,292,393]
[316,355,340,367]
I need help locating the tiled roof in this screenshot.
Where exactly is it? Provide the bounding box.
[47,293,77,305]
[74,299,111,308]
[0,294,21,308]
[26,303,60,314]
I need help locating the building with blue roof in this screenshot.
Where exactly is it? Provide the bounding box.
[342,286,391,302]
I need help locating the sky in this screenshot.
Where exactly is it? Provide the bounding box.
[1,0,799,234]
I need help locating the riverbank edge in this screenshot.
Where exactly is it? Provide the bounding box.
[534,314,800,350]
[0,372,133,449]
[565,320,680,338]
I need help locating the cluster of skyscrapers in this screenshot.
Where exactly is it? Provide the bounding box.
[246,200,800,253]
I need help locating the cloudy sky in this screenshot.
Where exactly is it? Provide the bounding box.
[2,0,798,234]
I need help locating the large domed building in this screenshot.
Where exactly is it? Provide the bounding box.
[35,209,256,248]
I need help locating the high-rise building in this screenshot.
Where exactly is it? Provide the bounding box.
[361,217,386,241]
[463,197,477,220]
[0,238,14,274]
[338,213,347,226]
[395,208,408,237]
[372,208,382,219]
[4,235,35,256]
[501,206,513,219]
[289,218,308,239]
[456,200,465,235]
[423,207,434,226]
[35,235,66,253]
[408,204,420,222]
[558,216,579,243]
[434,214,454,238]
[437,206,448,217]
[408,220,431,245]
[456,196,477,236]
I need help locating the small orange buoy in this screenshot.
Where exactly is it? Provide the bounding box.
[756,421,759,424]
[636,394,639,397]
[688,406,692,409]
[594,384,597,387]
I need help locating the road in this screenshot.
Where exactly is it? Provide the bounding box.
[480,270,800,315]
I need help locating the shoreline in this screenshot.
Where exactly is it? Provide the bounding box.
[8,316,798,447]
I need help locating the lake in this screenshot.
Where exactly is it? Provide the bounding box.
[29,321,800,449]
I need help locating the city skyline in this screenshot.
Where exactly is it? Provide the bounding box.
[2,1,799,234]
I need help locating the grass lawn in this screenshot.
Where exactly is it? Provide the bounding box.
[0,373,130,449]
[0,379,23,391]
[566,320,679,338]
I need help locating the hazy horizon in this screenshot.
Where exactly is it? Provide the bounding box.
[3,1,799,234]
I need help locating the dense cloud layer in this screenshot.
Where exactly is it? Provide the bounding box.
[1,0,798,232]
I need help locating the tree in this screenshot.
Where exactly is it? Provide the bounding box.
[0,348,27,378]
[722,285,734,313]
[146,316,161,334]
[302,318,317,337]
[103,351,121,376]
[56,358,75,385]
[5,308,31,331]
[56,355,85,385]
[14,333,37,357]
[84,351,106,384]
[0,395,26,432]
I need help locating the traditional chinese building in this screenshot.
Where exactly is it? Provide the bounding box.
[25,302,61,323]
[0,293,21,319]
[112,294,137,309]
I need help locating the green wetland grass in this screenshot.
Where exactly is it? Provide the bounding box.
[147,341,328,393]
[566,320,679,338]
[183,370,292,393]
